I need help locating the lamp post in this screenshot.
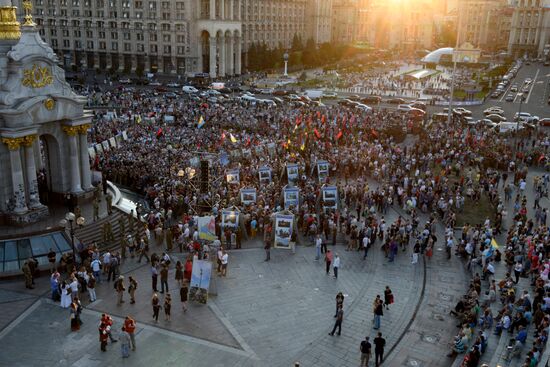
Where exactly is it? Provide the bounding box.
[514,95,526,158]
[283,52,289,77]
[448,11,462,125]
[61,212,85,269]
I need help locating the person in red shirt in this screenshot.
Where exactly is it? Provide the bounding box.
[99,314,117,343]
[184,258,193,282]
[124,316,136,351]
[325,250,333,275]
[99,323,109,351]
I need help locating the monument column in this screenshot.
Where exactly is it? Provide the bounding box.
[218,35,226,77]
[234,36,241,75]
[226,35,234,75]
[210,0,215,19]
[62,126,82,193]
[77,124,93,191]
[209,36,217,77]
[2,138,28,213]
[21,135,41,209]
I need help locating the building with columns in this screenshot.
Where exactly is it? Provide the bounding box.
[456,0,510,51]
[0,0,93,224]
[331,0,359,45]
[508,0,550,58]
[17,0,325,78]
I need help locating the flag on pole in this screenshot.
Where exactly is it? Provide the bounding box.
[490,238,499,249]
[156,127,163,139]
[300,142,305,151]
[230,133,238,143]
[314,128,321,139]
[335,130,343,140]
[197,116,206,128]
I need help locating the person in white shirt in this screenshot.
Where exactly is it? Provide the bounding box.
[363,236,370,259]
[333,254,341,279]
[220,251,228,277]
[315,235,322,260]
[91,258,102,283]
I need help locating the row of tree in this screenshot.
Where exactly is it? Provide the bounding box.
[246,34,359,72]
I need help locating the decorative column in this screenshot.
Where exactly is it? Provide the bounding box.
[220,0,225,19]
[226,35,234,75]
[218,35,226,77]
[21,135,41,209]
[62,126,83,193]
[209,36,217,78]
[210,0,216,19]
[77,124,93,191]
[197,41,203,73]
[2,138,28,214]
[229,0,234,20]
[235,36,241,75]
[32,136,43,170]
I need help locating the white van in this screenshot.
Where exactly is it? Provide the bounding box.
[496,122,522,133]
[182,86,199,94]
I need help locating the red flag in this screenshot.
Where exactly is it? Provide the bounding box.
[336,130,343,140]
[314,128,321,139]
[321,115,326,124]
[156,127,163,138]
[246,137,251,147]
[316,111,321,118]
[371,129,378,138]
[295,116,302,126]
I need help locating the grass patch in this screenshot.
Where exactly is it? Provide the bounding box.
[456,196,495,227]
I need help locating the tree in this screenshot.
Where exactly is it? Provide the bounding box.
[247,42,258,71]
[302,38,318,67]
[291,34,303,51]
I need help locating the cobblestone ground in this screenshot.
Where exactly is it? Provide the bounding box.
[0,197,470,367]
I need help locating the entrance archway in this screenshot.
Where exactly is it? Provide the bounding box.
[38,134,64,205]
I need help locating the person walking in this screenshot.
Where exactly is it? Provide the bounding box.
[360,336,372,367]
[373,296,383,329]
[99,322,109,352]
[315,234,322,260]
[175,261,184,286]
[329,305,344,336]
[128,276,137,304]
[160,264,169,293]
[374,332,386,366]
[115,275,126,305]
[152,293,161,322]
[220,250,228,277]
[363,235,370,260]
[384,286,394,310]
[335,292,344,318]
[164,293,172,321]
[333,253,340,279]
[119,327,131,358]
[325,250,333,275]
[180,281,189,312]
[22,261,33,289]
[264,225,272,261]
[124,316,137,351]
[91,257,102,283]
[87,272,97,302]
[151,263,159,292]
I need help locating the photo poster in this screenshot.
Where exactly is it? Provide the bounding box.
[197,216,217,241]
[95,143,104,154]
[286,163,299,185]
[88,147,96,160]
[109,137,117,148]
[274,214,294,249]
[267,143,276,157]
[317,160,330,182]
[101,140,110,152]
[122,130,129,140]
[322,186,338,212]
[226,169,240,185]
[189,260,212,304]
[189,157,200,167]
[115,134,124,146]
[258,167,272,185]
[221,210,239,228]
[240,188,257,205]
[283,186,300,210]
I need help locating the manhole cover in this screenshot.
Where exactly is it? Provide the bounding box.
[405,359,423,367]
[422,334,440,343]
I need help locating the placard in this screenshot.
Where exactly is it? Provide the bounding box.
[101,140,110,152]
[88,147,96,159]
[95,144,104,154]
[226,169,240,184]
[258,167,272,184]
[322,186,338,212]
[286,163,299,184]
[240,188,257,205]
[317,160,329,182]
[221,210,239,228]
[122,130,129,140]
[189,260,212,304]
[197,216,217,241]
[283,186,299,210]
[109,137,117,148]
[274,214,294,249]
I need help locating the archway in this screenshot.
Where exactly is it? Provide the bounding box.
[200,30,211,74]
[38,134,64,205]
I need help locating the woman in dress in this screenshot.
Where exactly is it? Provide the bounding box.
[183,257,193,283]
[180,281,188,312]
[152,293,161,322]
[60,280,72,308]
[175,261,184,287]
[69,297,81,331]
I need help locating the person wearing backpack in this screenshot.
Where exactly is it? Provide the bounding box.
[360,336,371,367]
[115,276,126,305]
[128,276,138,304]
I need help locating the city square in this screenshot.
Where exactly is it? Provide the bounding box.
[1,0,550,367]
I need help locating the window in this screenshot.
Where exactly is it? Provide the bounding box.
[150,44,157,53]
[175,2,184,10]
[73,30,81,37]
[84,10,92,17]
[161,23,170,31]
[163,34,170,42]
[149,1,156,10]
[111,32,118,39]
[135,0,143,8]
[177,46,184,54]
[87,41,94,49]
[110,11,117,17]
[163,45,171,53]
[74,40,82,49]
[60,9,67,16]
[72,0,79,5]
[97,0,104,6]
[110,0,116,7]
[63,39,70,48]
[110,21,117,28]
[123,32,130,40]
[97,10,104,17]
[177,35,185,43]
[97,21,104,29]
[122,22,130,28]
[99,41,106,49]
[50,29,57,36]
[162,12,170,20]
[148,23,156,30]
[135,22,142,29]
[136,33,143,40]
[51,39,58,47]
[149,33,157,41]
[162,1,169,9]
[98,31,106,39]
[60,0,67,5]
[137,44,144,52]
[62,29,69,37]
[111,42,118,50]
[136,12,142,18]
[124,43,131,51]
[86,30,93,38]
[148,11,156,19]
[72,9,80,17]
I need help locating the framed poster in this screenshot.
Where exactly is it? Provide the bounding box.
[197,216,217,241]
[286,163,299,184]
[221,210,239,228]
[283,186,300,210]
[322,186,338,211]
[226,169,240,184]
[240,188,257,205]
[88,147,96,160]
[258,167,272,185]
[189,260,212,304]
[94,144,104,154]
[267,143,276,157]
[109,137,117,148]
[101,140,110,152]
[274,214,294,249]
[122,130,129,140]
[317,160,329,182]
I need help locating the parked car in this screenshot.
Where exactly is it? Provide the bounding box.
[483,107,504,115]
[486,114,507,122]
[538,118,550,126]
[258,99,277,106]
[505,93,515,102]
[165,92,177,98]
[273,89,289,96]
[323,92,338,99]
[167,82,180,88]
[355,103,372,112]
[149,81,162,86]
[407,108,425,118]
[118,78,131,84]
[410,101,426,111]
[514,112,531,121]
[386,97,406,104]
[259,88,274,94]
[182,86,199,94]
[397,104,413,112]
[452,108,472,116]
[362,95,382,104]
[510,85,518,92]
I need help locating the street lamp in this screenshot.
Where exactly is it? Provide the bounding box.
[283,52,289,77]
[514,95,526,158]
[60,211,85,270]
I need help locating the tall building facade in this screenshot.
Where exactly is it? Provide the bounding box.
[456,0,509,50]
[508,0,550,58]
[332,0,358,45]
[21,0,321,77]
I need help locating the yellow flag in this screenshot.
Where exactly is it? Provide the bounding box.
[491,238,499,249]
[300,142,305,151]
[230,133,238,143]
